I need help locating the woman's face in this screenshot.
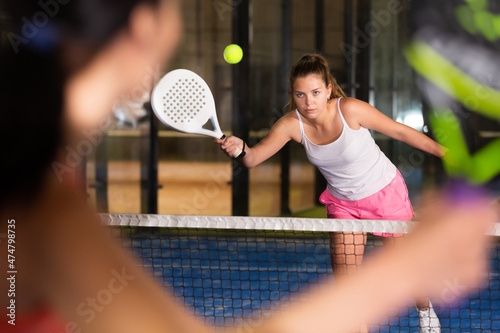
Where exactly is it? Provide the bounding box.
[293,73,332,119]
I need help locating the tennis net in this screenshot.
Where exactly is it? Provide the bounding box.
[101,214,500,332]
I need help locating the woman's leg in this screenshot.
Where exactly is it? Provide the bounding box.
[330,232,367,276]
[330,231,368,332]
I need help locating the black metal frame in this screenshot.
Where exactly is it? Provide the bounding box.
[94,135,108,212]
[279,0,292,215]
[231,0,250,216]
[313,0,328,204]
[141,102,159,214]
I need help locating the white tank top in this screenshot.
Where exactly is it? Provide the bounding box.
[296,98,397,201]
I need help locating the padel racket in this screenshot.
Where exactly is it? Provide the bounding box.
[406,0,500,192]
[151,69,244,158]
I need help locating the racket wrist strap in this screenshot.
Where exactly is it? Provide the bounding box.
[238,141,247,158]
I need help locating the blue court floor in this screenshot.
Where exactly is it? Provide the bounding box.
[117,227,500,332]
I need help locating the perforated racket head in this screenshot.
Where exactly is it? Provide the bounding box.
[151,69,223,139]
[151,69,243,158]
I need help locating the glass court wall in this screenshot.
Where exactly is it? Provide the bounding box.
[85,0,441,216]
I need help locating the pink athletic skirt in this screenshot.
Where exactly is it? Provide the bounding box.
[319,170,414,237]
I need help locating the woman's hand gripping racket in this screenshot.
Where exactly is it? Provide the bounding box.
[151,69,245,158]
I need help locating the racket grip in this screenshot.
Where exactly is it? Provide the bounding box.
[233,147,244,159]
[220,135,246,159]
[444,180,488,205]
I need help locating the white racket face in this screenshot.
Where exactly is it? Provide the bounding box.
[151,69,223,139]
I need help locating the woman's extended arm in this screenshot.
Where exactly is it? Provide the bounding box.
[341,98,446,158]
[216,112,298,168]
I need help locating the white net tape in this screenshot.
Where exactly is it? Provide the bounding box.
[100,214,500,235]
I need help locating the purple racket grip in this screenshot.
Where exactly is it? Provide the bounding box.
[445,180,488,206]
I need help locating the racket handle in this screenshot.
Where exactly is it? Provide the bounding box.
[221,135,246,159]
[233,147,244,158]
[444,180,488,205]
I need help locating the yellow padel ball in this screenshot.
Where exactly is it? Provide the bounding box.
[223,44,243,64]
